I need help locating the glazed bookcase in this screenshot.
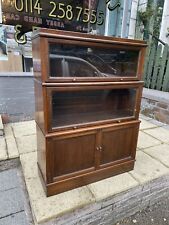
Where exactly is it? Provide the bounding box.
[32,28,147,196]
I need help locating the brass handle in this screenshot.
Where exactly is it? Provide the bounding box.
[96,146,103,152]
[96,147,100,151]
[99,146,103,152]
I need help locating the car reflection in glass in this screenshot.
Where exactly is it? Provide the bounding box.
[50,54,117,78]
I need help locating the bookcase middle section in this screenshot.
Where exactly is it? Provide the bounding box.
[34,81,143,134]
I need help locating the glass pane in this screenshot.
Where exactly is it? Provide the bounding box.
[51,88,136,128]
[49,44,139,78]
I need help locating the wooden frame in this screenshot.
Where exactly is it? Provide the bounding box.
[32,29,147,83]
[32,28,147,196]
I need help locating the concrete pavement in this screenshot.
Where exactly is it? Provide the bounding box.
[117,195,169,225]
[0,159,34,225]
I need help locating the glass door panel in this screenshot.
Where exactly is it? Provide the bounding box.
[51,88,137,129]
[49,43,139,79]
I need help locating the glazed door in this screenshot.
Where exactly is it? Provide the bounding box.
[99,122,140,168]
[50,130,97,181]
[46,84,142,133]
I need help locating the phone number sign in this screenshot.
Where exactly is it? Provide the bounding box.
[1,0,120,44]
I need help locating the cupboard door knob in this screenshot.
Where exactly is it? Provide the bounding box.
[96,146,103,152]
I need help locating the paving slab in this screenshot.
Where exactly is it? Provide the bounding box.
[16,134,37,155]
[144,127,169,143]
[143,144,169,168]
[20,152,95,224]
[0,137,7,161]
[20,151,38,179]
[4,124,19,159]
[164,125,169,130]
[6,137,19,159]
[88,173,139,202]
[130,151,169,184]
[0,211,29,225]
[0,188,25,218]
[25,177,95,224]
[12,120,36,137]
[0,169,19,191]
[140,119,157,130]
[138,131,162,149]
[4,124,13,137]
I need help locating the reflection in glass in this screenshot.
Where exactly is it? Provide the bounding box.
[49,44,139,78]
[51,88,136,128]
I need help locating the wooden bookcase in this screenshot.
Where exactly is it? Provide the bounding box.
[32,28,147,196]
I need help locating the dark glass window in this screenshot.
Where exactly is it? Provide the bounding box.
[66,58,101,77]
[24,57,33,72]
[49,44,139,78]
[51,88,136,128]
[50,58,63,77]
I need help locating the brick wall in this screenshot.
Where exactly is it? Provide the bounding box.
[141,88,169,124]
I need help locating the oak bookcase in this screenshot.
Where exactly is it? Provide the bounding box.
[32,28,147,196]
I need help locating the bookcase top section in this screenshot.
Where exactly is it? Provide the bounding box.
[32,28,147,48]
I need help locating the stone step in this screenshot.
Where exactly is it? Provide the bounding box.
[0,115,4,136]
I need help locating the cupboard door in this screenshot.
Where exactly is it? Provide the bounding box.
[100,123,139,167]
[50,131,97,179]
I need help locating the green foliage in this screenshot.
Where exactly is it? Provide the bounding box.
[152,6,163,40]
[137,2,164,43]
[138,7,154,25]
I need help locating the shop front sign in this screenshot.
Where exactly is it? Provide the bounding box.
[0,0,121,43]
